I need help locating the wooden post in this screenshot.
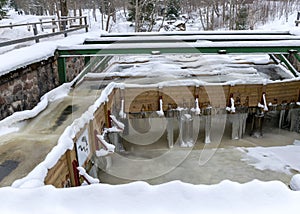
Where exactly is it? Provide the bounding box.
[66,150,76,187]
[84,16,89,32]
[39,19,43,32]
[32,23,39,43]
[52,18,56,33]
[296,12,300,27]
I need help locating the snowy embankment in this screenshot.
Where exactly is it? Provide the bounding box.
[1,180,300,214]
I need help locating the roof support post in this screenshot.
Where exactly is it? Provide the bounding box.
[58,57,67,84]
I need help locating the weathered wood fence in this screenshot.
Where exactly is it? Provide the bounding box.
[0,16,88,47]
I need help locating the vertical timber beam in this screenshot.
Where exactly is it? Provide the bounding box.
[58,57,67,84]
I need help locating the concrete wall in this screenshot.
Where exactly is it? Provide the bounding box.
[0,55,85,120]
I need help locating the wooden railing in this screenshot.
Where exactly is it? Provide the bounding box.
[0,16,88,47]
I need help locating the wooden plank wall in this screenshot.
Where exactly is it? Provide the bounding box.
[123,81,300,112]
[44,89,117,188]
[266,81,300,104]
[44,149,77,188]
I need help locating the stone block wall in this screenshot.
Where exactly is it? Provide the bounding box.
[0,55,85,120]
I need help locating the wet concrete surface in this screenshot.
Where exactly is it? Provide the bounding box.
[96,119,300,186]
[0,160,19,182]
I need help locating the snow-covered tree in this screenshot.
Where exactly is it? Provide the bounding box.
[128,0,158,32]
[0,0,8,19]
[166,0,180,18]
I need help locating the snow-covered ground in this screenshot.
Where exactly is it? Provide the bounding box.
[1,8,300,214]
[1,180,300,214]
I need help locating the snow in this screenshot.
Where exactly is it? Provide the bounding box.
[290,174,300,191]
[0,31,101,76]
[110,115,125,130]
[191,98,201,115]
[77,167,100,185]
[156,99,165,117]
[240,144,300,174]
[226,97,236,113]
[96,135,115,153]
[1,180,300,214]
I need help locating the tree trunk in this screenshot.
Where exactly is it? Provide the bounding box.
[93,6,97,22]
[135,0,139,32]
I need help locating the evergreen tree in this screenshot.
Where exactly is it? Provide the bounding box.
[0,0,8,19]
[166,0,180,18]
[235,5,249,30]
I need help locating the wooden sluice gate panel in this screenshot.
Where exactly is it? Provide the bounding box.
[229,84,261,107]
[124,88,159,113]
[123,82,300,112]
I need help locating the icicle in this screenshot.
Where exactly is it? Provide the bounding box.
[119,99,126,119]
[167,118,174,148]
[179,113,194,147]
[279,109,286,129]
[204,107,212,144]
[156,98,164,117]
[230,114,240,140]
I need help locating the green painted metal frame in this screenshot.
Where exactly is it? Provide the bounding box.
[57,35,300,84]
[277,54,299,77]
[58,57,67,84]
[58,45,300,56]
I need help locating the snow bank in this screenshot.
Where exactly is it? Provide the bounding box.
[2,180,300,214]
[290,174,300,191]
[240,145,300,174]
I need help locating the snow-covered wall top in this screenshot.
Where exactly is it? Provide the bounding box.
[0,32,99,77]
